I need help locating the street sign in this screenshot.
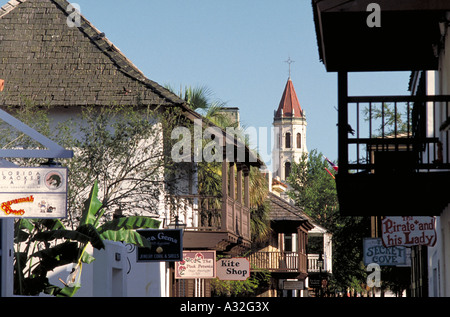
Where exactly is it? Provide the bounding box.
[0,167,67,218]
[136,229,183,262]
[283,280,304,290]
[216,257,250,281]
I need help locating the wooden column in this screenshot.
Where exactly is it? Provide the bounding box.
[338,71,348,174]
[244,166,250,208]
[229,162,235,200]
[237,164,242,204]
[222,159,228,198]
[221,159,228,232]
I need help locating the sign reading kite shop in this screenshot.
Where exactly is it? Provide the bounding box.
[216,257,250,281]
[0,167,67,218]
[381,216,437,247]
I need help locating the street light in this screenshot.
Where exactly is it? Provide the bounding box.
[317,253,324,297]
[317,253,323,271]
[167,215,186,230]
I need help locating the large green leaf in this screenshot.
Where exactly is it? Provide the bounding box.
[80,252,96,264]
[31,242,80,275]
[79,180,103,226]
[32,229,91,244]
[100,229,152,248]
[57,285,81,297]
[41,218,66,231]
[16,218,35,232]
[76,224,105,250]
[98,216,161,233]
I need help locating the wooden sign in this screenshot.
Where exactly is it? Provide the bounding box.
[175,251,216,279]
[216,257,250,281]
[381,216,437,247]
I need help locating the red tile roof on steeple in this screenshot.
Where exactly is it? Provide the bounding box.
[275,77,304,118]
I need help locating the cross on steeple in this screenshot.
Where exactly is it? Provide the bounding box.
[284,56,295,78]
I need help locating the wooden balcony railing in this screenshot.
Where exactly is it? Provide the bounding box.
[249,251,307,273]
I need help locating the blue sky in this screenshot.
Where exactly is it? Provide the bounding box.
[5,0,412,168]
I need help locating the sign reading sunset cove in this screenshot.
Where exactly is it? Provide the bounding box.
[0,167,67,218]
[381,216,437,247]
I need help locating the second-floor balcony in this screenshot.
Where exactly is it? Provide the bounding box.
[336,78,450,216]
[168,160,255,255]
[307,254,332,274]
[249,251,307,275]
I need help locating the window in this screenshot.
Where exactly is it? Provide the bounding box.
[297,133,301,148]
[285,132,291,148]
[284,234,293,252]
[285,161,291,179]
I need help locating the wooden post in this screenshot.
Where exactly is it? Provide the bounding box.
[338,71,349,174]
[237,164,242,204]
[244,166,250,208]
[221,159,228,231]
[229,162,235,200]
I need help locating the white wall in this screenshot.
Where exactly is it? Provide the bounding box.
[428,23,450,297]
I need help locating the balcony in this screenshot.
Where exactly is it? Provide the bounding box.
[174,161,253,255]
[336,79,450,215]
[307,254,331,274]
[249,251,307,275]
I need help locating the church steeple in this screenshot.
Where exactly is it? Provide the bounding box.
[275,78,304,119]
[272,76,308,182]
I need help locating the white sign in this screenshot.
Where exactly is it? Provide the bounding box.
[381,216,437,247]
[0,167,67,218]
[216,257,250,281]
[363,238,407,266]
[175,251,216,279]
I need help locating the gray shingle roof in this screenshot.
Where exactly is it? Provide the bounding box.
[269,192,312,224]
[0,0,185,107]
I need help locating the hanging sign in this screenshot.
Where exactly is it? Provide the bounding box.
[363,238,407,266]
[136,229,183,262]
[175,251,216,279]
[381,216,437,247]
[0,167,67,218]
[216,257,250,281]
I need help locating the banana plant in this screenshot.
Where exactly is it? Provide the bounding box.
[14,180,161,296]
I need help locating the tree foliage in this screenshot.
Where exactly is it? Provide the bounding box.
[286,149,371,293]
[14,181,160,296]
[5,100,184,296]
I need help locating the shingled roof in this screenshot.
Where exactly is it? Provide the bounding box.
[274,78,304,119]
[0,0,185,107]
[269,192,314,230]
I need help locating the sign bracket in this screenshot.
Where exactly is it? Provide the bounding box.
[0,108,73,159]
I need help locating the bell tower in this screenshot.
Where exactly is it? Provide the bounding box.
[272,76,308,181]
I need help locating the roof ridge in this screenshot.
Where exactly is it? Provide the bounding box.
[50,0,186,105]
[0,0,185,106]
[0,0,25,17]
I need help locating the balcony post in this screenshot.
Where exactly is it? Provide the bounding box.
[237,163,242,204]
[221,159,228,232]
[243,165,250,207]
[338,71,349,174]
